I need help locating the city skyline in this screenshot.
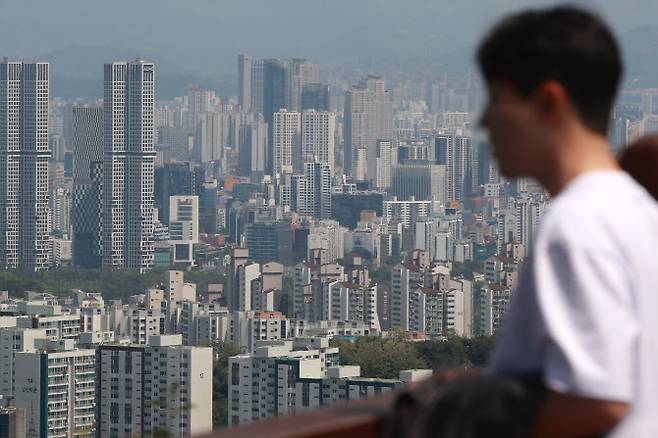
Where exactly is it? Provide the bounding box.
[0,2,657,437]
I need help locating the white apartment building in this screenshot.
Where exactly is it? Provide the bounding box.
[410,284,472,339]
[515,193,548,253]
[195,111,223,162]
[293,262,345,322]
[228,338,339,426]
[237,262,262,312]
[307,220,346,264]
[325,281,380,331]
[168,195,199,267]
[228,338,429,427]
[177,301,224,346]
[272,110,301,175]
[300,110,335,168]
[97,335,213,437]
[0,327,48,397]
[192,308,289,352]
[384,199,438,228]
[480,283,513,336]
[289,320,377,338]
[375,139,394,189]
[122,308,165,345]
[163,270,197,303]
[391,254,475,338]
[16,312,81,341]
[390,263,423,331]
[15,340,96,438]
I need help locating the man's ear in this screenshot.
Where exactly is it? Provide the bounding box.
[532,80,571,126]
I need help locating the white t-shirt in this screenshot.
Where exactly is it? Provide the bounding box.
[489,170,658,437]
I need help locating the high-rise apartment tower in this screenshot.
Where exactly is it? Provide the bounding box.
[0,61,52,271]
[102,60,156,272]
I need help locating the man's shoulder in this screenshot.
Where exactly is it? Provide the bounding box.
[538,171,658,248]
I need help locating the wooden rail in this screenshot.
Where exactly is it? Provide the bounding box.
[201,392,395,438]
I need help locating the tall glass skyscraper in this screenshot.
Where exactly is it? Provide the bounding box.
[72,107,103,268]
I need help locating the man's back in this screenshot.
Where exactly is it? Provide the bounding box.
[490,170,658,436]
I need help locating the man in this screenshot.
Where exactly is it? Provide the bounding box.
[479,7,658,437]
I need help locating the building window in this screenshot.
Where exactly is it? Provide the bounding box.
[125,353,132,374]
[110,402,119,423]
[302,385,310,407]
[124,403,132,423]
[111,354,119,373]
[231,363,240,386]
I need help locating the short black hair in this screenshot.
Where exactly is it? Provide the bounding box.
[477,6,622,134]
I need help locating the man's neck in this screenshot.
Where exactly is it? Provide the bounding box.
[540,130,620,197]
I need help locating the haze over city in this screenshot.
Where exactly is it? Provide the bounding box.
[0,1,658,437]
[4,0,658,98]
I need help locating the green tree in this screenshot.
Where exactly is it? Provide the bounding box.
[463,336,495,367]
[415,337,469,368]
[0,267,226,300]
[450,261,485,280]
[332,332,426,379]
[332,335,496,379]
[212,341,240,428]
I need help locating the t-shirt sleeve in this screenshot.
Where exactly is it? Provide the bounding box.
[534,233,637,402]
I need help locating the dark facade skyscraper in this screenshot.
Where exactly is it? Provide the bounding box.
[303,159,332,220]
[246,221,293,263]
[199,180,219,235]
[250,59,265,115]
[72,107,103,268]
[331,192,385,229]
[301,83,330,112]
[0,61,52,271]
[154,162,201,224]
[263,59,288,172]
[238,119,267,182]
[390,163,446,202]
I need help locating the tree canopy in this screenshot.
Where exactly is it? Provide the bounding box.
[0,268,225,300]
[213,342,240,428]
[332,334,494,379]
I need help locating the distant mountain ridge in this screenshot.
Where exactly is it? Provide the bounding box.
[620,25,658,87]
[41,45,230,100]
[41,25,658,99]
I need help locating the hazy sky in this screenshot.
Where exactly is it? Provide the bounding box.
[1,0,658,79]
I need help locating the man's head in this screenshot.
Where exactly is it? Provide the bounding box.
[619,135,658,202]
[477,6,622,178]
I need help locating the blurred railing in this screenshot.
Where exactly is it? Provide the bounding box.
[201,392,395,438]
